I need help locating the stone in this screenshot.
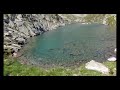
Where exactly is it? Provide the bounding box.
[4,32,9,36]
[9,20,14,28]
[11,44,21,49]
[85,60,109,74]
[15,37,26,45]
[4,37,12,42]
[113,68,116,76]
[13,52,17,57]
[114,48,116,53]
[107,57,116,61]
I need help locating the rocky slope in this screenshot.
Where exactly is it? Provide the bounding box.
[60,14,116,26]
[4,14,116,55]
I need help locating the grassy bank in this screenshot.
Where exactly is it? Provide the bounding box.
[4,56,116,76]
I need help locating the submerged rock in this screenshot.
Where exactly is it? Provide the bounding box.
[107,57,116,61]
[85,60,109,74]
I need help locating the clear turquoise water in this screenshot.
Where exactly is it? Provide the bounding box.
[19,23,116,67]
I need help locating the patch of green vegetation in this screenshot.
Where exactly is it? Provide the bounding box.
[4,55,116,76]
[103,61,116,76]
[106,15,116,30]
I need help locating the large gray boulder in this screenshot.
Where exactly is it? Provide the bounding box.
[85,60,109,74]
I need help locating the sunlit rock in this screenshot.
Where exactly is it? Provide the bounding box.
[13,52,17,57]
[85,60,109,74]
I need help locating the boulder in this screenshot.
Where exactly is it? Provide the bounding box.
[107,57,116,61]
[85,60,109,74]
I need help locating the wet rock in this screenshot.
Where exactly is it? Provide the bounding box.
[85,60,109,74]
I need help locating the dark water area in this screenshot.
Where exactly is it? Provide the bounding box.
[18,23,116,68]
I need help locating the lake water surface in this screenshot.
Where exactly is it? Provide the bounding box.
[19,23,116,67]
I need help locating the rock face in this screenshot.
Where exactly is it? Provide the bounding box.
[85,60,109,74]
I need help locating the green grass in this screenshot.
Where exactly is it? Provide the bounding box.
[4,56,116,76]
[103,61,116,76]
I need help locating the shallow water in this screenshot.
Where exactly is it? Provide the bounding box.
[19,23,116,67]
